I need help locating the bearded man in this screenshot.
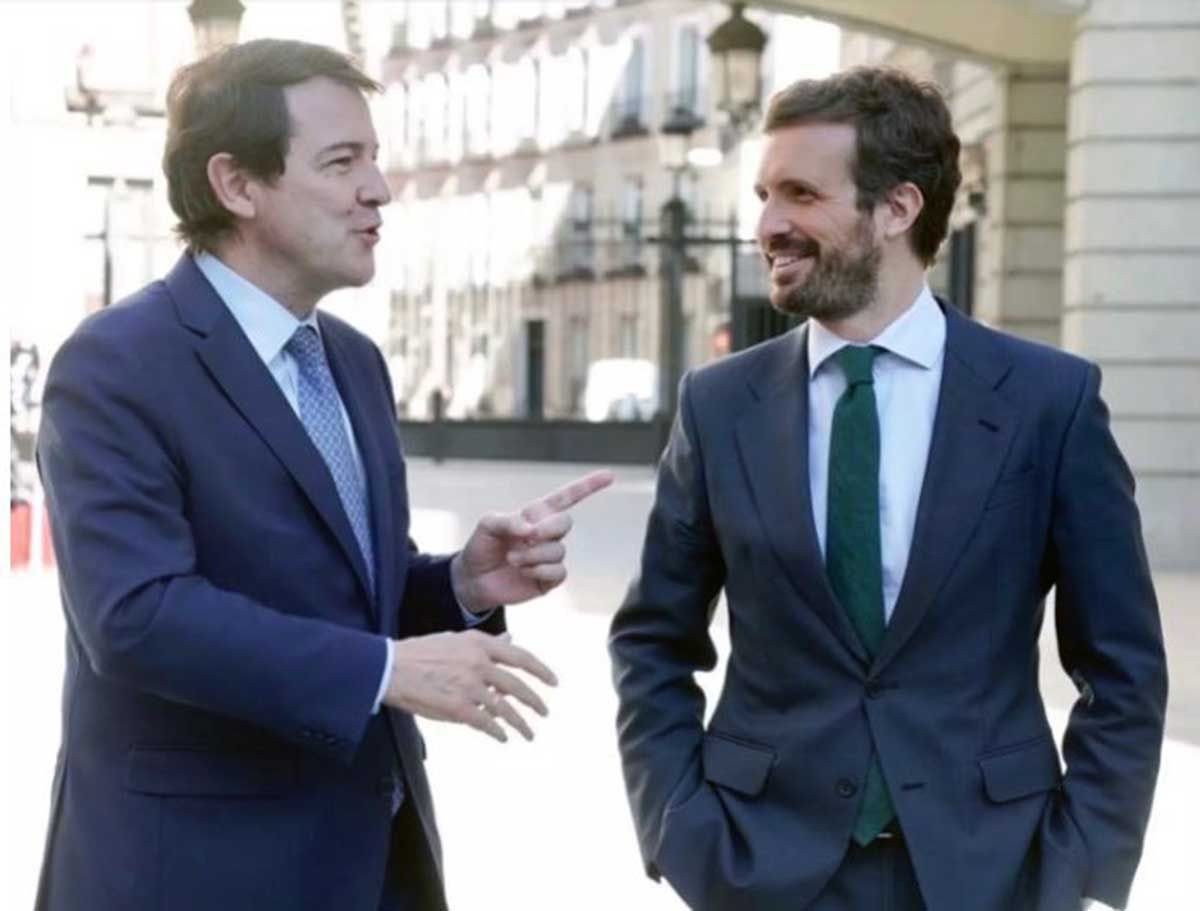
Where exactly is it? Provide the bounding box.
[608,67,1165,911]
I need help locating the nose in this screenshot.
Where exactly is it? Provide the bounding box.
[756,200,792,251]
[359,160,392,208]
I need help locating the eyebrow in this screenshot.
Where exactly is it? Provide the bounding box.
[756,177,820,197]
[315,141,375,159]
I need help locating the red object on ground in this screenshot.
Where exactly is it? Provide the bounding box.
[11,502,32,569]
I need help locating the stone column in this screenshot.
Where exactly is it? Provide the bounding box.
[973,63,1069,345]
[1063,0,1200,569]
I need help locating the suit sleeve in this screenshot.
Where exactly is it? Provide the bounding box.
[608,372,725,875]
[396,544,505,638]
[38,326,386,765]
[1049,363,1168,907]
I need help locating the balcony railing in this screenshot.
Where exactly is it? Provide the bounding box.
[605,94,650,140]
[660,87,705,131]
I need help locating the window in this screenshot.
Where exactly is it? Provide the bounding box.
[677,25,701,115]
[83,176,155,309]
[618,314,639,357]
[613,36,645,132]
[464,64,491,158]
[564,183,594,276]
[385,82,409,170]
[447,73,466,162]
[515,57,538,144]
[422,73,450,162]
[619,176,643,268]
[430,1,452,45]
[563,47,588,137]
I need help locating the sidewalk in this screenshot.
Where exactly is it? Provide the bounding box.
[2,458,1194,909]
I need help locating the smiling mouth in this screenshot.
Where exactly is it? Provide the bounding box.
[766,238,819,271]
[767,241,819,281]
[770,252,809,269]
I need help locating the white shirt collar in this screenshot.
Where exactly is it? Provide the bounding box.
[807,284,945,378]
[193,252,319,365]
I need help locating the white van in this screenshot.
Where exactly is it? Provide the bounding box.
[582,358,659,422]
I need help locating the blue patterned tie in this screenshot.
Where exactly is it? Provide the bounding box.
[286,326,375,594]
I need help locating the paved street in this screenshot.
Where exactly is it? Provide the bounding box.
[3,458,1196,909]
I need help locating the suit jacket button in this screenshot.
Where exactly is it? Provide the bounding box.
[837,778,858,798]
[865,679,882,699]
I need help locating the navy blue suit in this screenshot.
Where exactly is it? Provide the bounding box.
[609,304,1166,910]
[36,256,499,910]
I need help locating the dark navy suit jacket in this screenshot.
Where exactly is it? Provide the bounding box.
[35,256,500,910]
[610,304,1166,911]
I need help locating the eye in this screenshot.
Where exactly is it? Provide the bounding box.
[327,156,353,171]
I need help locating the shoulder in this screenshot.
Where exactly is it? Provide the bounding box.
[317,310,391,390]
[317,310,382,359]
[51,279,178,378]
[950,311,1096,408]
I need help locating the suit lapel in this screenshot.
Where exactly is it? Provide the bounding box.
[165,256,376,612]
[322,320,401,633]
[734,326,870,665]
[873,305,1017,671]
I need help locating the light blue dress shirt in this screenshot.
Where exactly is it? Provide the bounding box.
[807,285,945,623]
[192,253,398,711]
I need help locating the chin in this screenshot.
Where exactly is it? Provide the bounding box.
[342,263,376,288]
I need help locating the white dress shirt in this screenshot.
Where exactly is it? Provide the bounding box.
[806,288,1113,911]
[807,285,945,622]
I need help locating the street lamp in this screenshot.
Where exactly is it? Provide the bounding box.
[655,111,699,423]
[188,0,246,59]
[706,2,768,138]
[658,107,702,197]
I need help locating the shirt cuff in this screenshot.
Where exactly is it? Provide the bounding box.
[371,637,393,715]
[454,584,497,627]
[460,601,498,627]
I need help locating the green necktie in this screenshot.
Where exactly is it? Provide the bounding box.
[825,344,895,845]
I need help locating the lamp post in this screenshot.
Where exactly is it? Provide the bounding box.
[706,2,768,148]
[656,110,699,422]
[188,0,246,59]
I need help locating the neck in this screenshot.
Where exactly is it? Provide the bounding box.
[207,242,321,320]
[818,256,926,343]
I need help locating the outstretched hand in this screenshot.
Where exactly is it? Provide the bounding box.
[384,630,557,743]
[450,469,614,614]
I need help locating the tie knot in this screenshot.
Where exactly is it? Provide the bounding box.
[835,345,880,387]
[286,325,325,369]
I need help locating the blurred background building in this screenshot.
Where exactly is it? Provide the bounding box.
[375,2,836,424]
[3,0,1196,570]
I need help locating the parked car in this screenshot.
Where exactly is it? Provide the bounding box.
[582,358,659,422]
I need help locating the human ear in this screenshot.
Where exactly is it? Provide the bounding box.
[881,181,924,242]
[206,152,257,220]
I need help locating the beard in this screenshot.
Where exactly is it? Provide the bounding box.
[768,217,881,322]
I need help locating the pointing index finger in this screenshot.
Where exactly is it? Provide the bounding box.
[522,469,614,522]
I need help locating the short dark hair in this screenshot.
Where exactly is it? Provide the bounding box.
[163,38,381,253]
[764,67,961,265]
